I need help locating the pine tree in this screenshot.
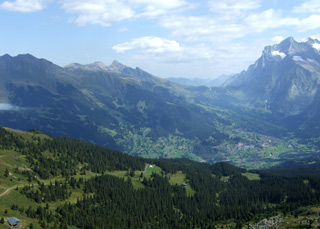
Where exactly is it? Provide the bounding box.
[5,167,9,177]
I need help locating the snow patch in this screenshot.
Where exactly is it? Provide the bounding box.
[307,58,319,65]
[271,51,286,59]
[293,56,304,62]
[313,43,320,51]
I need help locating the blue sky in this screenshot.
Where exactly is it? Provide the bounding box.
[0,0,320,79]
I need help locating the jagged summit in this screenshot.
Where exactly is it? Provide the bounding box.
[65,60,127,73]
[108,60,126,72]
[261,37,320,61]
[225,37,320,116]
[306,37,320,52]
[64,60,156,81]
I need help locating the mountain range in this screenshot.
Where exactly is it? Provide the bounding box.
[1,37,320,169]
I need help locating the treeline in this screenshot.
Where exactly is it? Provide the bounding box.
[0,127,145,179]
[20,180,73,203]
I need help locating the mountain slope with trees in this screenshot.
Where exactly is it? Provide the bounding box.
[0,37,320,168]
[1,128,320,228]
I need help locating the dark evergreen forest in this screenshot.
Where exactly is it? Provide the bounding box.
[1,127,320,228]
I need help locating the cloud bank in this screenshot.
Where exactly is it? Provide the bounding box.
[0,0,48,12]
[0,103,18,111]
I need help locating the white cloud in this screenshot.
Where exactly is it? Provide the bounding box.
[0,103,18,111]
[131,0,189,17]
[160,15,244,42]
[61,0,135,27]
[296,15,320,31]
[120,41,259,78]
[130,0,186,10]
[293,0,320,13]
[272,36,284,43]
[243,9,298,33]
[208,0,261,17]
[113,36,181,54]
[113,35,257,68]
[159,9,301,44]
[0,0,48,12]
[61,0,188,26]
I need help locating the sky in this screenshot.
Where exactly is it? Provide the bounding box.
[0,0,320,79]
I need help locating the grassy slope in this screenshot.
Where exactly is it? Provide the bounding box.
[0,128,197,227]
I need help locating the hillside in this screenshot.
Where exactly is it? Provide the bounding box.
[1,38,320,168]
[0,51,318,169]
[1,128,320,228]
[0,53,290,168]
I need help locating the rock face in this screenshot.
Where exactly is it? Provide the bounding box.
[225,37,320,116]
[65,60,126,72]
[251,215,284,229]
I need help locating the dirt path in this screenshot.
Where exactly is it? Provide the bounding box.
[0,186,15,198]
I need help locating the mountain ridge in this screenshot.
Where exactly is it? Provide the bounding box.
[225,37,320,117]
[1,37,320,168]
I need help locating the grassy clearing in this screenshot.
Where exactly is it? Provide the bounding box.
[168,171,185,186]
[106,170,145,190]
[220,176,230,182]
[242,172,261,181]
[168,171,195,196]
[0,149,28,170]
[144,164,162,177]
[0,189,40,228]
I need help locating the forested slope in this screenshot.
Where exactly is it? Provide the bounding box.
[1,127,320,228]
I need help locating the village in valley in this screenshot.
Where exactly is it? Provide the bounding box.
[206,129,311,169]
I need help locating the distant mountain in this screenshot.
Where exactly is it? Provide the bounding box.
[0,53,239,164]
[225,37,320,117]
[2,38,320,169]
[166,74,233,87]
[65,60,157,81]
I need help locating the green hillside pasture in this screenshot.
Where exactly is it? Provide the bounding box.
[220,176,230,182]
[0,149,28,171]
[0,188,40,229]
[168,171,195,196]
[0,150,30,193]
[242,172,261,181]
[4,127,50,142]
[105,170,145,189]
[144,164,162,177]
